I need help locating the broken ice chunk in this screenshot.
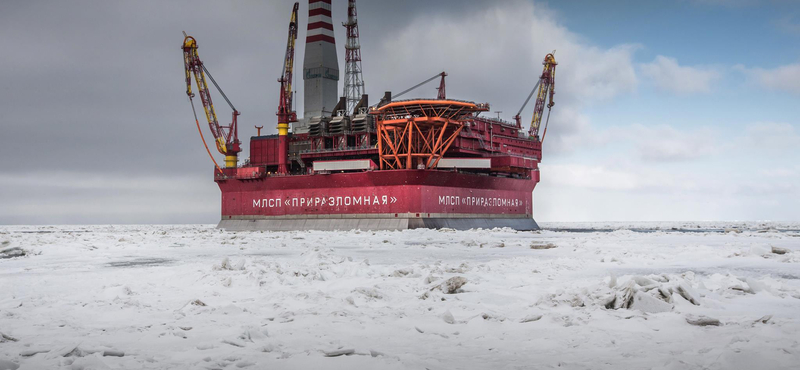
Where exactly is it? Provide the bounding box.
[630,291,673,313]
[686,315,721,326]
[771,246,790,255]
[0,332,18,343]
[520,314,543,323]
[0,247,26,259]
[323,349,355,357]
[530,242,557,250]
[753,314,773,325]
[676,283,701,305]
[441,310,456,324]
[433,276,468,294]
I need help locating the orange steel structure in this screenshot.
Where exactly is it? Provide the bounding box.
[371,100,489,170]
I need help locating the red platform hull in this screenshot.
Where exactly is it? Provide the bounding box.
[216,169,539,230]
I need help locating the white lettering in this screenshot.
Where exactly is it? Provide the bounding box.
[258,193,530,210]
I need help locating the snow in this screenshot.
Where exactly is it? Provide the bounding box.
[0,223,799,369]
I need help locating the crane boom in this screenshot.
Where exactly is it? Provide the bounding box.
[278,2,299,123]
[513,80,539,128]
[529,52,557,139]
[393,71,447,100]
[276,2,299,175]
[183,33,241,168]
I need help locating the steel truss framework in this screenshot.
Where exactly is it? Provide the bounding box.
[372,100,488,170]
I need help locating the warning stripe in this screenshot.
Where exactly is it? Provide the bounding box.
[308,21,334,31]
[307,24,334,37]
[309,8,331,17]
[306,34,335,44]
[309,14,332,24]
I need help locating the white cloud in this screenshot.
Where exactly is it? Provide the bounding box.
[543,162,704,192]
[759,167,800,178]
[640,56,720,94]
[544,164,650,191]
[537,119,800,221]
[742,63,800,94]
[544,122,719,163]
[745,122,800,149]
[629,124,718,162]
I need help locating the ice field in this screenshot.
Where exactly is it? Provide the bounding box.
[1,222,799,369]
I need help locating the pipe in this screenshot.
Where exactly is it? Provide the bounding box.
[277,122,289,174]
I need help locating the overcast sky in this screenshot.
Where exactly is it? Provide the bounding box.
[1,0,799,224]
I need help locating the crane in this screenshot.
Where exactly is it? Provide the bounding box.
[183,32,241,169]
[514,52,557,141]
[276,2,299,175]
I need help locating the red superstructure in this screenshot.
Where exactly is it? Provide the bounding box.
[217,91,549,230]
[185,2,557,231]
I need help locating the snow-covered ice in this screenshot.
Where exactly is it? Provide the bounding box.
[1,222,799,369]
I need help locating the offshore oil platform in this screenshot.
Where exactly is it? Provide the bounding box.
[182,0,557,231]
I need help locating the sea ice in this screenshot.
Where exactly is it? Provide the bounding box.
[0,222,798,369]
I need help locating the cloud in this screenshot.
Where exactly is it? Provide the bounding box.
[0,171,218,224]
[774,15,800,36]
[740,63,800,94]
[545,122,719,163]
[745,122,800,149]
[640,56,721,94]
[0,171,205,191]
[544,164,649,191]
[542,162,705,192]
[538,119,800,221]
[759,167,800,178]
[629,124,718,162]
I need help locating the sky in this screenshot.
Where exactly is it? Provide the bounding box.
[1,0,799,224]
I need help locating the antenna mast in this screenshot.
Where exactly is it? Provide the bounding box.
[342,0,365,114]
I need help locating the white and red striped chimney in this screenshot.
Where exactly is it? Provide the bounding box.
[302,0,340,122]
